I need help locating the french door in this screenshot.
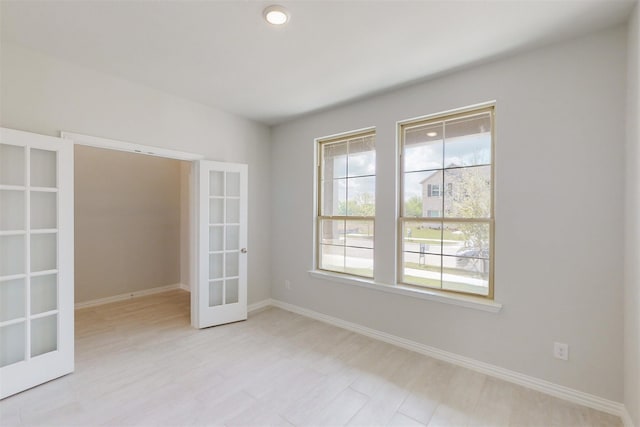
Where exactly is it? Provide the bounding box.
[194,160,248,328]
[0,128,74,399]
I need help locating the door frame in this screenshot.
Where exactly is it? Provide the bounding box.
[60,132,207,328]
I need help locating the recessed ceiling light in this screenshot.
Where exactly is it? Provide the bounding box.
[263,5,290,25]
[427,132,438,137]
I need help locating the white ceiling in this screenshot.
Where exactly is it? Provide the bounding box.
[0,0,636,125]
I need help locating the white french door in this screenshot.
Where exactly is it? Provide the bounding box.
[0,128,74,399]
[194,160,248,329]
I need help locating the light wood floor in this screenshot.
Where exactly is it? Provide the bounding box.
[0,290,622,426]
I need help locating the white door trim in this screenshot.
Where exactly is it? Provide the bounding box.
[60,132,204,161]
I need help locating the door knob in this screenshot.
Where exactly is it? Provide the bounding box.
[241,248,247,254]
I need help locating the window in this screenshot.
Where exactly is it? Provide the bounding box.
[317,130,375,278]
[427,184,441,197]
[399,105,494,298]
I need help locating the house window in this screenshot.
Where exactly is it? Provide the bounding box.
[427,184,442,197]
[399,105,494,298]
[317,129,375,278]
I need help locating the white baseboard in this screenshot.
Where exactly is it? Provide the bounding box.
[269,298,628,420]
[178,283,190,292]
[248,298,273,313]
[75,283,187,309]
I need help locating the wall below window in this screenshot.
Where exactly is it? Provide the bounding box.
[0,42,272,304]
[625,3,640,426]
[271,26,627,402]
[74,145,184,303]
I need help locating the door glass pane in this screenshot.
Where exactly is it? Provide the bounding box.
[0,144,25,186]
[31,274,57,315]
[209,198,223,224]
[0,235,25,276]
[0,278,25,322]
[225,252,239,277]
[30,192,57,229]
[31,314,57,357]
[0,190,25,230]
[225,279,239,304]
[225,225,239,251]
[31,233,57,272]
[208,281,223,307]
[30,149,57,188]
[209,171,224,197]
[226,199,239,223]
[209,226,223,251]
[209,253,223,279]
[226,172,240,197]
[0,322,25,367]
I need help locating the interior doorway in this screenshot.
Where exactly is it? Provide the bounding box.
[73,145,192,316]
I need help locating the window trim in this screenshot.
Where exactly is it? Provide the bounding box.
[398,103,496,299]
[315,127,376,279]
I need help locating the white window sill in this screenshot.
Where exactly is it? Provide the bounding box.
[308,270,502,313]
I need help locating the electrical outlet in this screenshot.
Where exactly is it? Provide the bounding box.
[554,342,569,361]
[285,280,291,290]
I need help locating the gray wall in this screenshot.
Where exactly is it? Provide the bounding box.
[271,27,627,401]
[625,3,640,425]
[0,42,272,304]
[75,145,183,303]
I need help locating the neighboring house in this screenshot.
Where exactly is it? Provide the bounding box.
[420,165,491,218]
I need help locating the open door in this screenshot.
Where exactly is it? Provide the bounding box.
[193,160,248,329]
[0,128,74,399]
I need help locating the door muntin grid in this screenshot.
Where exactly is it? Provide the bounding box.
[0,143,59,367]
[207,171,241,307]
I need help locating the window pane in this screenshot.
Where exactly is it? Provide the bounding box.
[321,178,346,216]
[323,141,347,179]
[320,219,345,245]
[402,253,442,289]
[319,244,344,273]
[348,136,375,177]
[444,113,491,167]
[404,170,442,218]
[442,255,490,296]
[444,166,491,218]
[345,220,374,249]
[402,221,442,255]
[346,176,375,216]
[404,123,444,172]
[444,222,490,259]
[344,247,373,278]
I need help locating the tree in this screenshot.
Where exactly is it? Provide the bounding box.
[446,167,490,251]
[405,195,423,217]
[338,192,375,216]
